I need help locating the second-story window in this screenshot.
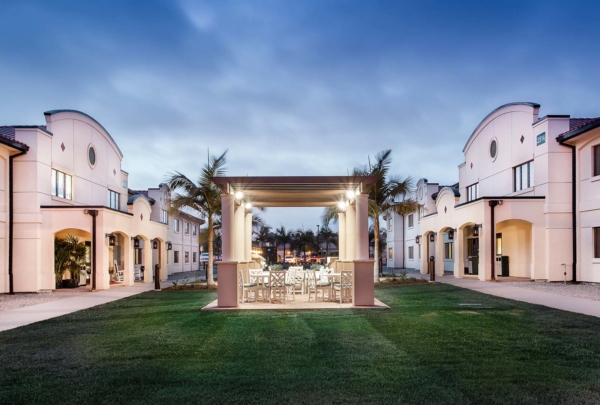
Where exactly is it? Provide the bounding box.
[51,169,73,200]
[467,183,478,202]
[408,214,414,228]
[184,222,189,234]
[593,145,600,177]
[161,209,168,224]
[108,190,119,210]
[193,225,197,236]
[514,161,534,192]
[174,218,180,232]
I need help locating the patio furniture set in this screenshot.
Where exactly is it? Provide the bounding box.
[238,266,353,304]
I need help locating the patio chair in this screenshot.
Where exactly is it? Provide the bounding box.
[307,270,331,302]
[285,268,299,300]
[266,270,286,303]
[238,270,258,303]
[332,270,353,304]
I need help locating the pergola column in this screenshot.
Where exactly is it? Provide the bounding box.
[346,204,356,261]
[245,209,252,261]
[338,211,346,261]
[353,192,374,306]
[221,194,235,261]
[234,203,245,261]
[355,193,369,260]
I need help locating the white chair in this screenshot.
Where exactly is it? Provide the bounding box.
[238,270,258,303]
[114,261,124,282]
[285,268,298,300]
[307,270,331,302]
[250,269,269,301]
[332,270,353,304]
[267,270,286,303]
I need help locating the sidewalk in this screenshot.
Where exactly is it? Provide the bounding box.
[414,272,600,318]
[0,282,170,333]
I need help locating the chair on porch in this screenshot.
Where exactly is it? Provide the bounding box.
[238,270,258,303]
[307,270,331,302]
[266,270,286,303]
[332,270,353,304]
[250,268,268,301]
[114,261,124,282]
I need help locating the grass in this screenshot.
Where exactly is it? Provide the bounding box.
[1,284,600,404]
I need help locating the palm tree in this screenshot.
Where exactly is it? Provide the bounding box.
[354,150,420,282]
[165,150,227,285]
[319,226,338,257]
[54,235,87,287]
[274,226,293,261]
[254,225,273,248]
[294,229,317,264]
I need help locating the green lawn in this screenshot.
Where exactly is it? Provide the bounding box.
[2,285,600,405]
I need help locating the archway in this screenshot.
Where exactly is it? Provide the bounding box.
[109,232,131,286]
[54,228,92,289]
[420,231,436,274]
[437,227,455,276]
[495,219,533,278]
[459,222,479,277]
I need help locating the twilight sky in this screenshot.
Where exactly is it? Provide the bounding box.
[2,0,600,232]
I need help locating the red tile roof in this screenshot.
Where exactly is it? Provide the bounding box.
[568,118,600,132]
[0,126,35,149]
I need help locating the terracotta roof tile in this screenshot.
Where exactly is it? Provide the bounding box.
[568,118,600,132]
[0,126,34,149]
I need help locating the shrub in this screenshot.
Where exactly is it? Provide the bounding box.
[399,271,408,283]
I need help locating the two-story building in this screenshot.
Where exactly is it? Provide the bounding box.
[417,102,600,283]
[0,109,184,293]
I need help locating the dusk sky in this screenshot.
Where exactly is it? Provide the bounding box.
[2,0,600,231]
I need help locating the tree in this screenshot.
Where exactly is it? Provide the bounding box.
[354,150,420,282]
[54,235,87,287]
[319,226,338,257]
[274,226,293,260]
[254,225,273,248]
[166,150,227,285]
[294,229,317,264]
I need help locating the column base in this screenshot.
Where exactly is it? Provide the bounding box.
[217,261,239,308]
[353,260,374,306]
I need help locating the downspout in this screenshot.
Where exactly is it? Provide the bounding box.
[8,150,28,294]
[402,214,405,269]
[563,144,577,282]
[86,210,99,291]
[489,200,499,280]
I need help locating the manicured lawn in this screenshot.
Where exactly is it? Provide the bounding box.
[2,285,600,404]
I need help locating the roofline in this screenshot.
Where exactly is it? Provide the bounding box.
[0,135,29,152]
[532,114,570,126]
[173,210,206,225]
[557,119,600,144]
[462,102,541,152]
[11,125,53,137]
[44,109,123,157]
[127,194,154,206]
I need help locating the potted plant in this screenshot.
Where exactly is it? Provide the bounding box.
[54,235,88,289]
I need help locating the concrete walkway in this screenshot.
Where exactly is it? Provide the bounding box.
[0,282,170,333]
[415,272,600,318]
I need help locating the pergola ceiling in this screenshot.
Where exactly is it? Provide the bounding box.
[210,176,379,208]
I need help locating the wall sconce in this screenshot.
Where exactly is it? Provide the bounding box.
[166,241,172,250]
[429,233,435,242]
[415,235,421,244]
[471,224,482,237]
[152,240,158,249]
[105,233,115,247]
[131,237,140,249]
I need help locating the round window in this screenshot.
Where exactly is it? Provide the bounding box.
[489,140,497,159]
[88,145,96,167]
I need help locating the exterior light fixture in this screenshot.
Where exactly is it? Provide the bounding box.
[152,240,158,249]
[346,190,355,199]
[429,233,435,242]
[448,229,455,240]
[245,202,252,210]
[131,237,140,249]
[235,191,243,199]
[166,241,173,250]
[415,235,421,244]
[471,224,481,237]
[338,200,347,210]
[105,233,116,247]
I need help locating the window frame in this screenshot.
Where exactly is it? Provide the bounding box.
[161,209,168,224]
[108,190,119,210]
[174,218,180,233]
[514,160,535,192]
[185,251,190,263]
[174,251,180,264]
[594,145,600,177]
[594,227,600,259]
[407,214,414,228]
[51,169,73,200]
[408,246,414,260]
[193,225,197,236]
[467,183,478,202]
[444,242,454,259]
[193,252,197,263]
[184,222,189,235]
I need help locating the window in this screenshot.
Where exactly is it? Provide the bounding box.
[444,242,454,259]
[408,246,414,260]
[594,145,600,177]
[161,209,168,224]
[88,145,96,167]
[51,169,73,200]
[514,161,534,192]
[467,238,479,257]
[185,251,190,263]
[184,222,189,234]
[489,139,497,159]
[174,218,180,232]
[467,183,478,202]
[408,214,414,228]
[193,252,197,263]
[108,190,119,210]
[595,228,600,258]
[418,245,421,259]
[174,251,180,264]
[193,225,197,236]
[388,247,393,260]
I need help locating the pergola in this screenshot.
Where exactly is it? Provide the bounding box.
[210,175,379,308]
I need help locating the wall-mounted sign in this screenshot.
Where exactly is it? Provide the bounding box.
[536,132,546,146]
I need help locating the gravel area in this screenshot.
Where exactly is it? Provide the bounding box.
[0,291,88,311]
[503,282,600,302]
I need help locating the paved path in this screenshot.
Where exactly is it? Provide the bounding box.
[412,272,600,318]
[0,282,170,333]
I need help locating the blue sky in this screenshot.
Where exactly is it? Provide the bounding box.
[2,0,600,231]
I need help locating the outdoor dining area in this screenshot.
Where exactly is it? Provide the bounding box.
[239,265,353,305]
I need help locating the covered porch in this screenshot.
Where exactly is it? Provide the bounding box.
[205,175,383,310]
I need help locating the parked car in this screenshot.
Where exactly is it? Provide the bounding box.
[200,253,209,263]
[284,255,297,264]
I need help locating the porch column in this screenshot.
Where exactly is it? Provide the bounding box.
[454,228,464,278]
[345,203,356,261]
[221,194,235,261]
[143,239,153,284]
[436,232,445,276]
[355,193,369,260]
[245,209,252,261]
[338,211,346,261]
[234,203,245,261]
